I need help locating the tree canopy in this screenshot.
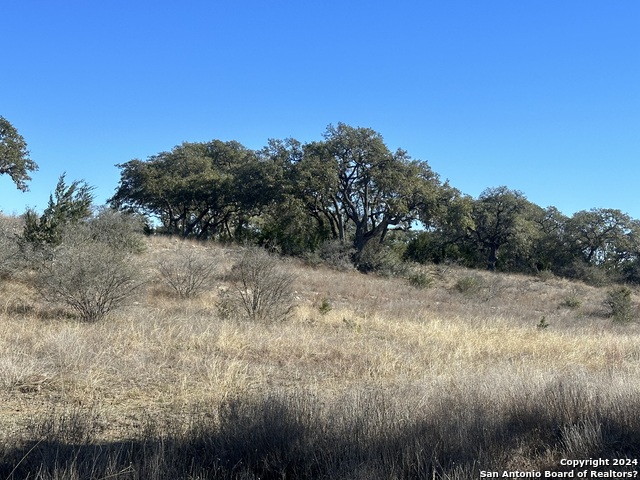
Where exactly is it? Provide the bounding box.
[288,123,446,267]
[0,116,38,191]
[108,123,640,283]
[109,141,258,239]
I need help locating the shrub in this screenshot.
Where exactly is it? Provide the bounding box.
[561,293,582,310]
[85,207,146,254]
[38,225,144,322]
[604,286,634,323]
[558,260,616,287]
[455,275,484,295]
[219,247,295,322]
[316,239,355,271]
[157,245,219,299]
[537,269,555,282]
[407,270,433,289]
[318,298,332,315]
[537,316,550,329]
[0,215,22,277]
[356,241,403,276]
[21,174,93,248]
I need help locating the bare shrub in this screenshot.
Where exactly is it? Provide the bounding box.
[86,207,146,253]
[157,245,219,299]
[0,215,22,277]
[219,247,295,322]
[38,229,144,322]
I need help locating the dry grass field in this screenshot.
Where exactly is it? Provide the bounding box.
[1,236,640,478]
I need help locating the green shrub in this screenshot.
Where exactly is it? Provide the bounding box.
[356,241,403,276]
[21,174,93,248]
[604,286,634,323]
[318,298,332,315]
[561,296,582,309]
[317,240,355,271]
[537,316,550,329]
[407,271,433,289]
[455,275,484,295]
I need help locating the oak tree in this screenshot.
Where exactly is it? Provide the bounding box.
[0,116,38,191]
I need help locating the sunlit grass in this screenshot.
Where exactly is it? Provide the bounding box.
[1,236,640,478]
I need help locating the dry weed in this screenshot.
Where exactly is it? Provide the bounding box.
[1,235,640,476]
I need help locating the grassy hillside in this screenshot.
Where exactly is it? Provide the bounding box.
[1,236,639,479]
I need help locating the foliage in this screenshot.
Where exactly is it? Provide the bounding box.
[407,270,433,289]
[561,293,582,309]
[0,215,22,277]
[564,208,639,274]
[557,259,617,287]
[316,239,356,270]
[318,298,332,315]
[405,189,475,266]
[157,244,220,299]
[298,123,444,265]
[469,186,532,271]
[256,195,330,256]
[530,206,569,272]
[356,239,404,275]
[85,207,146,253]
[110,141,260,239]
[22,174,94,247]
[455,275,485,295]
[105,124,640,287]
[219,247,296,322]
[0,116,38,191]
[604,286,634,323]
[537,316,550,329]
[37,217,144,322]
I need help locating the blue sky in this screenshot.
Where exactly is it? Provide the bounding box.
[2,1,639,219]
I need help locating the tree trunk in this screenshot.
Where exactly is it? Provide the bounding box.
[487,244,498,271]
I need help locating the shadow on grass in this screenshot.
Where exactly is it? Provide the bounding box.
[2,383,640,479]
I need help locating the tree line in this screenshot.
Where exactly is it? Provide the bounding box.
[107,122,640,283]
[3,115,640,284]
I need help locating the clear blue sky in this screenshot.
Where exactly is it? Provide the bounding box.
[2,1,639,219]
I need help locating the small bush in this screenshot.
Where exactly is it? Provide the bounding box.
[537,269,555,282]
[356,241,403,276]
[219,247,296,322]
[455,275,484,295]
[407,271,433,289]
[561,296,582,310]
[86,207,146,254]
[38,225,144,322]
[318,298,332,315]
[0,215,22,277]
[317,239,355,271]
[157,245,219,299]
[537,316,550,329]
[604,286,634,323]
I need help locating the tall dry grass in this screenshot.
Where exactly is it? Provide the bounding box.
[1,236,639,478]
